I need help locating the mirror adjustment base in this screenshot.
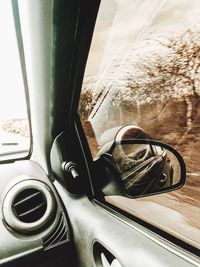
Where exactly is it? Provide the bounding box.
[62,161,79,179]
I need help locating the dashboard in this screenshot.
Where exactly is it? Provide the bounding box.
[0,160,71,266]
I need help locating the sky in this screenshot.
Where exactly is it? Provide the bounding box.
[0,0,27,121]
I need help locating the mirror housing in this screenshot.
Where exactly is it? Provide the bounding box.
[95,139,186,198]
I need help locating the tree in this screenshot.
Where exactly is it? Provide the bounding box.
[80,27,200,160]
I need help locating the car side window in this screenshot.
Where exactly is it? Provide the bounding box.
[78,0,200,251]
[0,1,30,160]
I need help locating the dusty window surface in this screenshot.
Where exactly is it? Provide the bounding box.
[0,1,30,159]
[79,0,200,249]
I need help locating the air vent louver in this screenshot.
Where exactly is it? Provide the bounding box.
[13,188,47,223]
[3,179,56,234]
[43,212,70,250]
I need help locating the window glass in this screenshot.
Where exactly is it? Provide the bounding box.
[79,0,200,249]
[0,1,30,159]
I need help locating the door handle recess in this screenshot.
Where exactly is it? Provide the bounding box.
[101,253,122,267]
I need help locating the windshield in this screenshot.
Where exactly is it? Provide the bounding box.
[0,1,30,159]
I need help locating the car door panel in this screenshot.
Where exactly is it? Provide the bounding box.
[54,180,200,267]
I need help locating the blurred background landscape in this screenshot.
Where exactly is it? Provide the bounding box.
[79,0,200,248]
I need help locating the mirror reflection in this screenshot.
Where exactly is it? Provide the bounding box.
[112,143,181,196]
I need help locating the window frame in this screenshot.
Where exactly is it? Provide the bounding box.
[0,0,32,164]
[75,115,200,257]
[77,0,200,257]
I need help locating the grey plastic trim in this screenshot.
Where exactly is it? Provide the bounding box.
[0,246,42,265]
[94,200,200,267]
[2,179,55,233]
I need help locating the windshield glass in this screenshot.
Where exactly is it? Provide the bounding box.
[0,1,30,159]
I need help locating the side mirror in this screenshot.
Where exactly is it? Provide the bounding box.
[95,139,186,198]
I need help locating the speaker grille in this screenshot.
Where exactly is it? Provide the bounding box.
[43,212,70,250]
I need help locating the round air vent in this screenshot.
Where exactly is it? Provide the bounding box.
[3,180,56,234]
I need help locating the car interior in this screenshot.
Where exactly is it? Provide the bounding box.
[0,1,200,267]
